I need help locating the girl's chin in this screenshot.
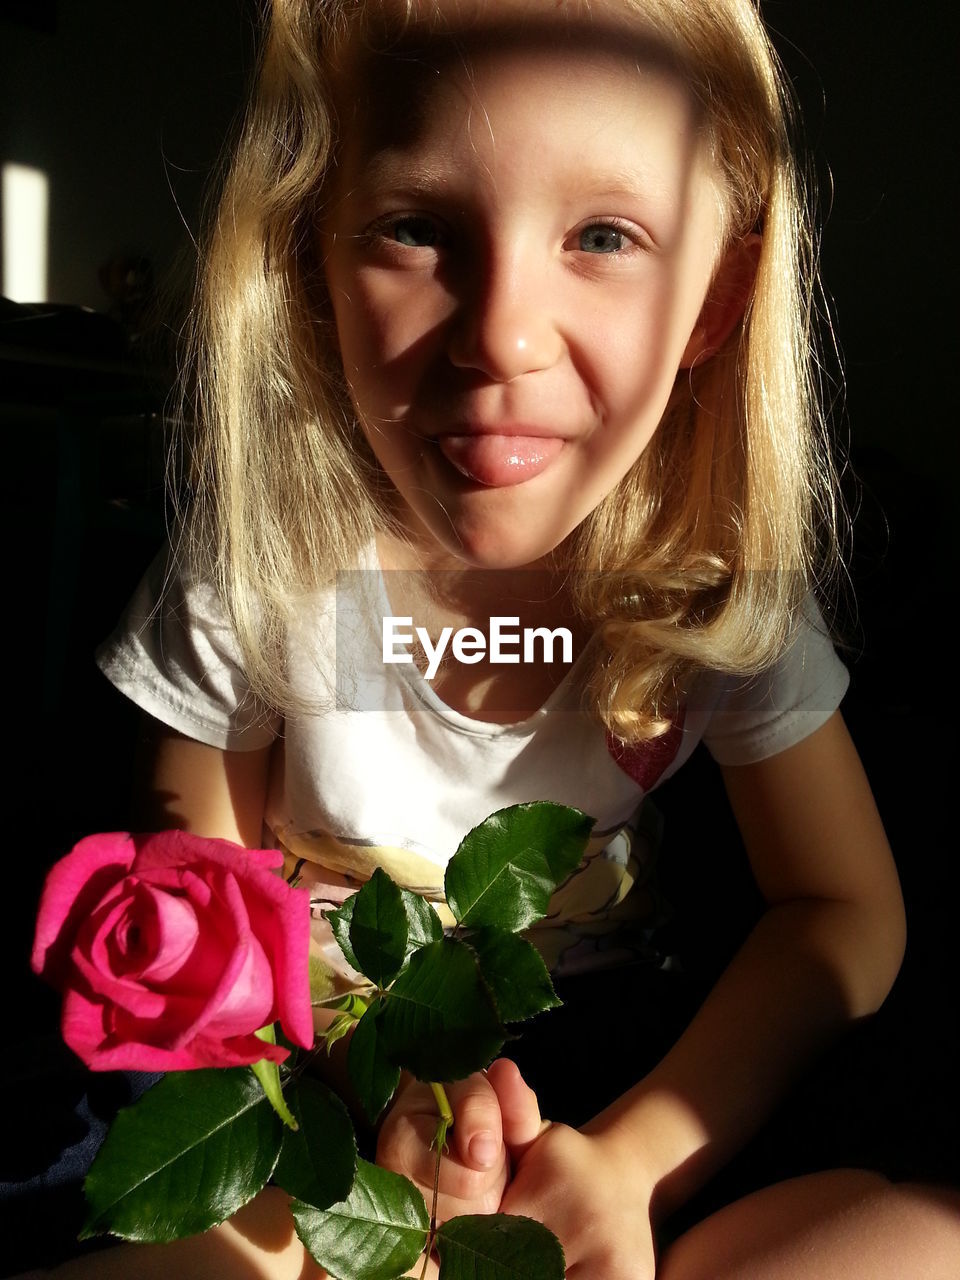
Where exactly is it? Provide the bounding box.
[382,478,584,571]
[416,521,577,573]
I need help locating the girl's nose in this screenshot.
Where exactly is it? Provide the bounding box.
[446,255,563,382]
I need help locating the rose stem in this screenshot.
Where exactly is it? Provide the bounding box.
[420,1082,453,1278]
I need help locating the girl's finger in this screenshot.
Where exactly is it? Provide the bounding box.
[444,1072,505,1170]
[485,1058,544,1155]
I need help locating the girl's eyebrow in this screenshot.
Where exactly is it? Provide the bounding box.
[353,155,457,197]
[567,168,672,205]
[354,154,670,208]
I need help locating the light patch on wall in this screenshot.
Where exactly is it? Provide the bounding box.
[2,163,49,303]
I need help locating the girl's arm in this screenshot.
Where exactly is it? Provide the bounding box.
[499,710,906,1275]
[133,719,272,847]
[589,708,904,1212]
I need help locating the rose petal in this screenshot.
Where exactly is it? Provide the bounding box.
[137,885,200,982]
[174,868,256,1043]
[243,880,314,1049]
[60,985,112,1065]
[71,892,168,1018]
[32,833,137,983]
[114,980,207,1029]
[70,947,167,1019]
[187,1030,288,1068]
[200,932,274,1040]
[171,867,213,910]
[131,831,283,879]
[149,870,236,1001]
[63,982,289,1071]
[88,886,148,976]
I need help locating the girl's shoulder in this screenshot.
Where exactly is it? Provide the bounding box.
[96,545,284,751]
[692,600,849,768]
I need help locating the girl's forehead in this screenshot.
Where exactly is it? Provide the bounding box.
[344,46,699,169]
[333,0,688,85]
[331,0,700,148]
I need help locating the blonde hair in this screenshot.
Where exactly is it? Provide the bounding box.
[179,0,839,739]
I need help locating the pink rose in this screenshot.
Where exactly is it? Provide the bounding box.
[31,830,314,1071]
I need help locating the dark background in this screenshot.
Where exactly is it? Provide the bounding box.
[1,0,956,1266]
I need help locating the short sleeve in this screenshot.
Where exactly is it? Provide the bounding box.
[96,550,281,751]
[701,603,849,766]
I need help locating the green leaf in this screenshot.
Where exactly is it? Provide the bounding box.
[467,930,561,1023]
[436,1214,565,1279]
[273,1076,357,1210]
[329,882,441,978]
[398,886,443,958]
[322,1011,360,1054]
[445,803,594,932]
[380,939,505,1081]
[251,1025,298,1130]
[81,1069,282,1242]
[348,1000,402,1124]
[292,1158,428,1280]
[320,992,369,1053]
[328,894,361,971]
[349,867,409,987]
[337,993,372,1020]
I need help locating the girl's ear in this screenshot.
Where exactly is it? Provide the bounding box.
[679,233,762,369]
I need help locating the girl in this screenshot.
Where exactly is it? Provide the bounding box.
[27,0,959,1276]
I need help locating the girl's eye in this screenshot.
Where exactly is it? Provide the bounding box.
[388,215,440,248]
[578,223,628,254]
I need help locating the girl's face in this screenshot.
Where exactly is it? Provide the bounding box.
[322,7,730,570]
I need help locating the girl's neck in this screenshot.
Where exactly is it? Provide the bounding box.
[374,532,591,723]
[375,531,578,630]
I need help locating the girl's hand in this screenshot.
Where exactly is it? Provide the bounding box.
[496,1113,658,1280]
[499,1125,658,1279]
[376,1059,541,1224]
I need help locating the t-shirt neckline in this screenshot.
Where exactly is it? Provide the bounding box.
[367,548,592,737]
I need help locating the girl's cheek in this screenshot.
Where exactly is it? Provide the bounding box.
[345,278,453,383]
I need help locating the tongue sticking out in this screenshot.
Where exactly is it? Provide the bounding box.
[438,434,564,487]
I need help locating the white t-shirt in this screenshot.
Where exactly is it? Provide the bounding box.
[97,553,849,978]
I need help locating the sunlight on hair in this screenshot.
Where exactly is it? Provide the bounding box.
[2,162,49,303]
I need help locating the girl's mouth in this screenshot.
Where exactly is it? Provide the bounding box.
[437,433,565,487]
